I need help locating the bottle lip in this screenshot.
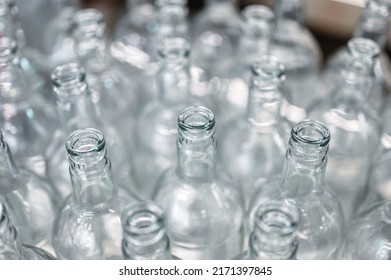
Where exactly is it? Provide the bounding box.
[73,8,106,37]
[51,63,86,89]
[66,128,105,157]
[291,119,330,147]
[156,0,187,8]
[347,37,380,61]
[157,37,190,61]
[241,4,275,31]
[0,37,17,62]
[178,106,215,141]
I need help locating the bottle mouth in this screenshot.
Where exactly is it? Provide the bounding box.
[156,0,187,8]
[347,37,380,62]
[51,63,86,88]
[66,128,105,158]
[0,37,17,62]
[73,8,106,37]
[241,5,275,34]
[291,119,330,147]
[157,37,190,61]
[178,106,215,141]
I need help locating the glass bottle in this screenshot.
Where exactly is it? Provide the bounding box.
[248,119,344,259]
[218,58,289,205]
[190,0,241,78]
[271,0,322,124]
[133,37,206,199]
[73,9,143,143]
[307,38,381,221]
[46,63,136,202]
[338,200,391,259]
[323,0,391,111]
[218,5,276,126]
[52,128,139,260]
[0,129,57,248]
[122,201,178,260]
[0,37,58,177]
[0,201,56,260]
[235,201,299,260]
[153,106,245,260]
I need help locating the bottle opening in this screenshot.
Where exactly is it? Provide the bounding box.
[157,37,190,60]
[291,119,330,147]
[347,37,380,61]
[178,106,215,141]
[156,0,187,8]
[241,5,275,33]
[73,8,105,37]
[66,128,105,157]
[51,63,86,89]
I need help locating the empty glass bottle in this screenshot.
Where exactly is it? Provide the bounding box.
[338,200,391,259]
[307,38,381,221]
[52,128,138,260]
[122,201,178,260]
[133,37,206,198]
[323,0,391,111]
[0,37,57,177]
[0,129,57,248]
[217,5,276,126]
[235,200,299,260]
[73,9,143,142]
[248,119,344,259]
[190,0,241,78]
[0,201,56,260]
[153,106,245,260]
[218,58,289,204]
[271,0,322,124]
[46,63,136,202]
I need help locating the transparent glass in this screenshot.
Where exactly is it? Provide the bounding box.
[367,148,391,203]
[248,120,344,259]
[217,5,276,126]
[0,37,58,177]
[322,0,391,111]
[0,130,57,248]
[0,202,56,260]
[190,0,241,78]
[122,201,179,260]
[338,200,391,259]
[307,38,382,221]
[52,128,139,260]
[133,37,207,199]
[270,0,322,124]
[218,58,289,205]
[73,9,143,143]
[235,201,299,260]
[46,63,136,203]
[153,106,245,260]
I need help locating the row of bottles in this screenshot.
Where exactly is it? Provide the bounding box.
[0,0,390,260]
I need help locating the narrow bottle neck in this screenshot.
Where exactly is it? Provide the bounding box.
[0,134,18,177]
[354,1,390,50]
[0,203,25,260]
[122,202,172,260]
[275,0,305,27]
[249,202,299,260]
[66,128,117,208]
[280,121,330,197]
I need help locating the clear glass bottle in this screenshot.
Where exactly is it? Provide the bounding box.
[307,38,381,221]
[122,201,178,260]
[190,0,241,78]
[338,200,391,259]
[248,119,344,259]
[0,201,56,260]
[52,128,139,260]
[218,58,289,204]
[73,9,143,143]
[46,63,136,202]
[0,129,57,248]
[0,37,58,177]
[271,0,322,124]
[323,0,391,111]
[133,37,206,199]
[235,201,299,260]
[218,5,276,126]
[153,106,245,260]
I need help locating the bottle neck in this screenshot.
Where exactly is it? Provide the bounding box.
[127,0,154,9]
[354,0,390,50]
[52,65,100,136]
[66,128,117,208]
[177,106,216,180]
[0,203,25,260]
[122,202,172,260]
[0,132,18,177]
[249,201,299,260]
[280,120,330,197]
[246,60,284,129]
[275,0,305,27]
